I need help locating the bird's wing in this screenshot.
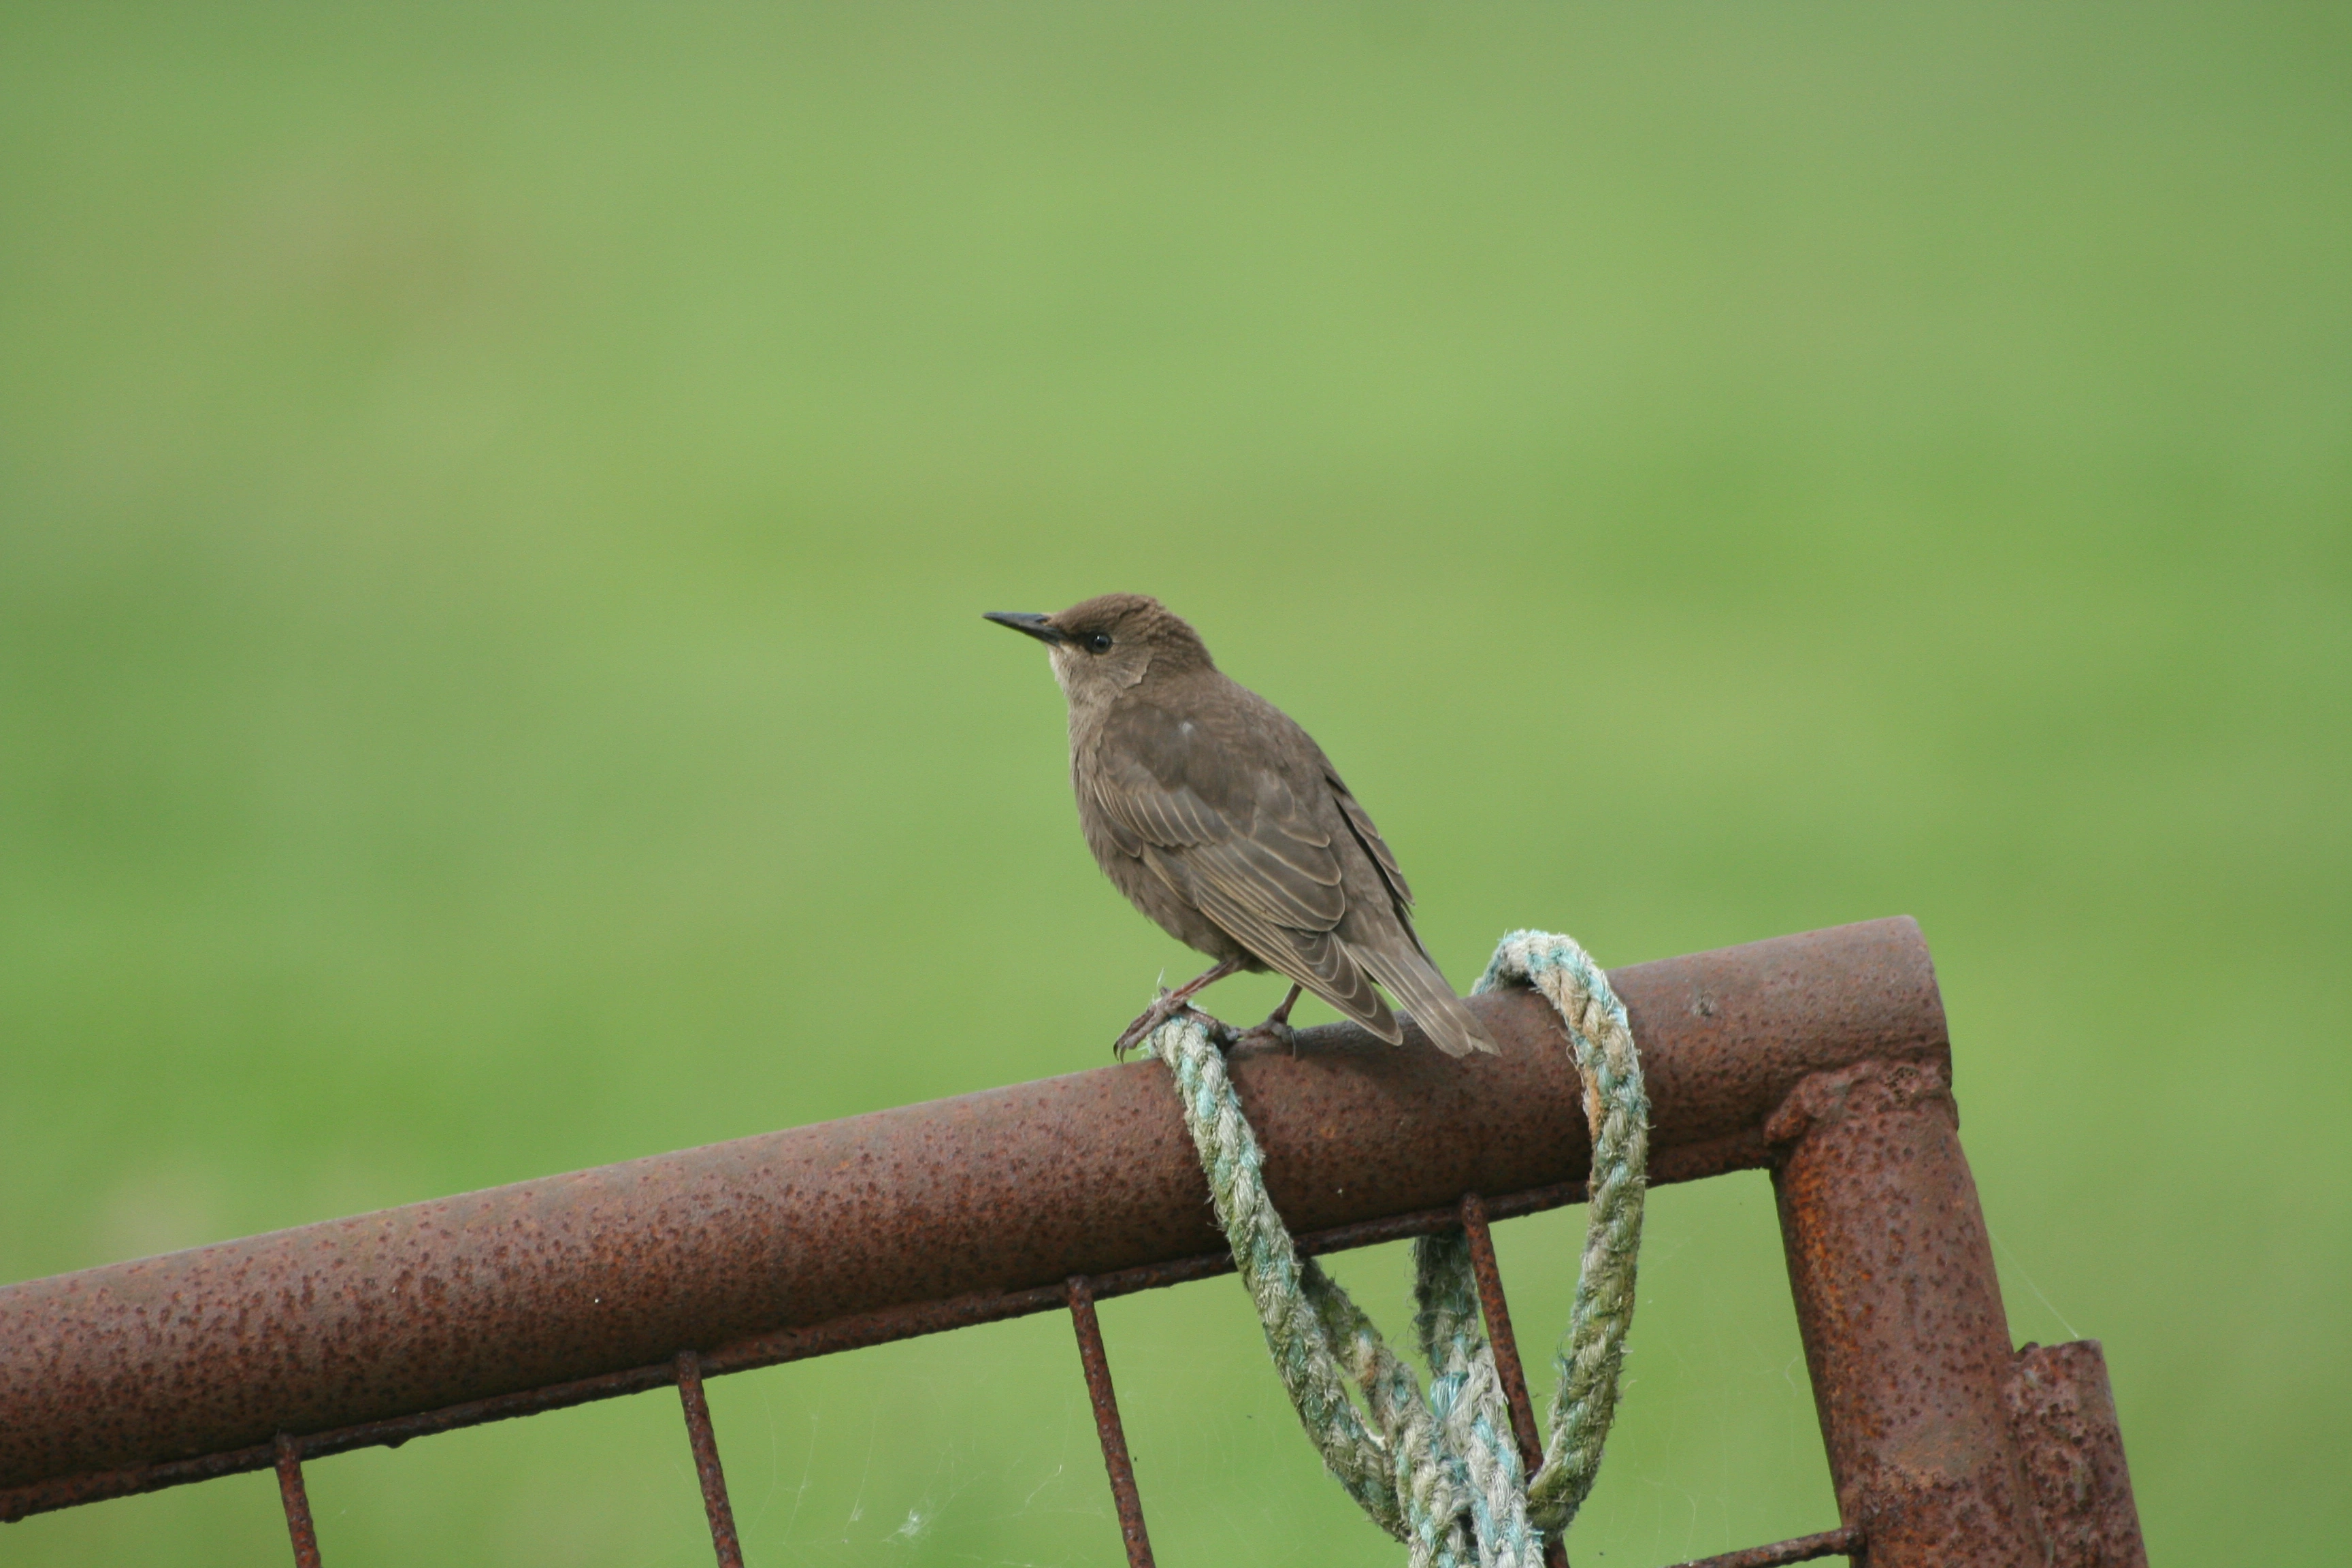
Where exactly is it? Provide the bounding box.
[1326,773,1415,916]
[1091,697,1402,1042]
[1320,772,1497,1056]
[1145,847,1396,1036]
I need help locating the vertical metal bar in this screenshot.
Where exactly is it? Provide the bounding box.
[2002,1341,2149,1567]
[272,1433,322,1568]
[1459,1193,1544,1465]
[674,1351,746,1568]
[1066,1275,1156,1568]
[1460,1192,1572,1568]
[1770,1060,2046,1567]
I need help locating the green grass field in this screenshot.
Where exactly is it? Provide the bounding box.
[3,5,2345,1564]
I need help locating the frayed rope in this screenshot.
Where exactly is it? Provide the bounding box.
[1144,930,1647,1568]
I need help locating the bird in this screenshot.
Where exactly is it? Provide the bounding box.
[985,593,1499,1058]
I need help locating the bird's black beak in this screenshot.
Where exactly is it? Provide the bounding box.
[983,612,1066,646]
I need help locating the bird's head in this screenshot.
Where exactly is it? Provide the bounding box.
[984,593,1214,702]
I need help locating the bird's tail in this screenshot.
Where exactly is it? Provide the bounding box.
[1350,941,1500,1058]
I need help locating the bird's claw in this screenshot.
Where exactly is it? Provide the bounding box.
[1110,994,1182,1058]
[1112,998,1238,1058]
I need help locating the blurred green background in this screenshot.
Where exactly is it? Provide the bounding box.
[3,4,2345,1565]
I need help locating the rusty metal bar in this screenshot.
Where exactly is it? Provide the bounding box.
[1458,1192,1569,1568]
[0,919,1953,1516]
[1662,1526,1859,1567]
[272,1434,321,1568]
[0,1180,1598,1523]
[2003,1341,2148,1568]
[1066,1276,1155,1568]
[673,1352,744,1568]
[1770,1060,2044,1565]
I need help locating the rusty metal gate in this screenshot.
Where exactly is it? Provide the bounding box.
[0,918,2146,1567]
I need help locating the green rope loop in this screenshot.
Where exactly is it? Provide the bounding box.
[1146,929,1647,1567]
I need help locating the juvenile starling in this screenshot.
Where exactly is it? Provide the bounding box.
[986,593,1499,1058]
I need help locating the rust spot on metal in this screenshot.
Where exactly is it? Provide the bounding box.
[673,1352,743,1568]
[1066,1277,1154,1568]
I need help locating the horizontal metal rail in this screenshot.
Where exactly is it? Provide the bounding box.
[0,917,2147,1567]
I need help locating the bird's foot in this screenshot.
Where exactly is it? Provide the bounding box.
[1111,956,1252,1058]
[1228,984,1304,1056]
[1231,1017,1298,1055]
[1113,994,1237,1058]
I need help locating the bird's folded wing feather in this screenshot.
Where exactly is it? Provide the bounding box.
[1092,699,1402,1041]
[1329,775,1414,912]
[1149,850,1392,1032]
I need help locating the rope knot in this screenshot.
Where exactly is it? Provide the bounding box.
[1147,930,1648,1566]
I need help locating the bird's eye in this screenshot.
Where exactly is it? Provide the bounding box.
[1085,632,1113,653]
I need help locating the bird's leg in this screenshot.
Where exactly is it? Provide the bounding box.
[1112,956,1247,1058]
[1236,983,1305,1054]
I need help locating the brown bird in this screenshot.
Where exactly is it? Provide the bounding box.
[987,593,1499,1058]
